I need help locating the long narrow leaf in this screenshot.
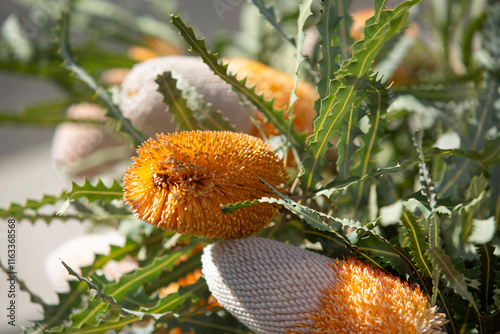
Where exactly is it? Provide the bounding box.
[169,14,305,150]
[316,0,350,99]
[249,0,295,45]
[427,247,479,314]
[400,210,433,279]
[156,71,200,131]
[476,242,498,313]
[67,246,192,328]
[57,179,123,216]
[301,0,421,192]
[257,178,421,279]
[56,11,145,146]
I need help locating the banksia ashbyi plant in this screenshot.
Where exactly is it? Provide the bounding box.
[123,130,288,238]
[1,0,499,333]
[202,237,448,334]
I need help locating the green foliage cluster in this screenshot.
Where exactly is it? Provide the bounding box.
[1,0,499,333]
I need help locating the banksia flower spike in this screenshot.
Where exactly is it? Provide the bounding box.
[118,56,318,138]
[123,131,288,238]
[202,237,448,334]
[119,56,253,137]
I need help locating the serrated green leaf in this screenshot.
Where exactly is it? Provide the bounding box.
[316,0,350,99]
[57,178,123,216]
[400,210,433,279]
[171,70,236,131]
[221,199,260,214]
[61,261,123,309]
[313,164,400,198]
[427,247,479,314]
[155,71,200,131]
[258,178,420,278]
[353,79,391,210]
[0,193,61,220]
[169,13,305,151]
[476,242,499,313]
[301,0,421,192]
[249,0,295,45]
[68,244,193,328]
[56,11,145,147]
[413,129,443,267]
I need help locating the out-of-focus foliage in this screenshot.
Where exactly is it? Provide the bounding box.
[1,0,499,333]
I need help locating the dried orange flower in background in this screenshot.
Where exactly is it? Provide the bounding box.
[227,58,319,137]
[123,131,288,238]
[202,237,447,334]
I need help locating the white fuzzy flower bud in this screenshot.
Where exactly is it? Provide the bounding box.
[202,237,336,333]
[118,56,253,137]
[202,237,448,334]
[51,103,131,178]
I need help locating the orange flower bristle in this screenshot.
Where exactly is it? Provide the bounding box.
[292,258,447,334]
[123,131,288,238]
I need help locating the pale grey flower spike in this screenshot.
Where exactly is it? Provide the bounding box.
[202,237,448,334]
[118,56,254,137]
[202,237,336,334]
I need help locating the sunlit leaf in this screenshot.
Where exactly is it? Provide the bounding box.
[169,13,305,150]
[300,0,422,192]
[427,247,479,314]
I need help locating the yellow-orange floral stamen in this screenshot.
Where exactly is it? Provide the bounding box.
[202,237,447,334]
[292,258,448,334]
[123,131,288,238]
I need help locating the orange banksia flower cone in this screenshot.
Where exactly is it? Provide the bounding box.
[123,131,288,238]
[202,237,448,334]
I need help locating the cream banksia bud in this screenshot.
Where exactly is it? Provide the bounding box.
[118,56,318,138]
[51,103,131,178]
[202,237,447,334]
[118,56,252,137]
